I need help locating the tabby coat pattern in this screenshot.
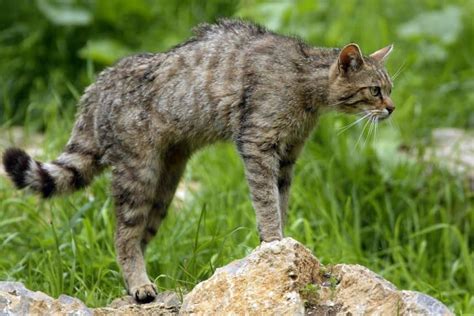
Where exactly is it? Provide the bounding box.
[3,19,394,303]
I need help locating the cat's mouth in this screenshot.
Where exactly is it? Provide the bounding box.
[350,108,391,124]
[371,108,391,121]
[342,107,391,121]
[359,107,393,121]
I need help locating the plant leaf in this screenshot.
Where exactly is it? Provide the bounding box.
[36,0,92,26]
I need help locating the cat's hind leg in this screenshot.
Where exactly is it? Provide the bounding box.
[112,159,159,303]
[141,145,190,251]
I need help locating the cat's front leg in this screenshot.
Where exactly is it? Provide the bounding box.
[237,139,282,242]
[278,143,303,228]
[278,158,294,228]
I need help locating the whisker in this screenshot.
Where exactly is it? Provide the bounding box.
[388,117,394,128]
[337,113,371,135]
[392,61,407,81]
[388,116,401,133]
[355,117,371,149]
[374,117,378,142]
[362,116,375,148]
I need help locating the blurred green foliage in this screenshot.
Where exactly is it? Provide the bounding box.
[1,0,472,134]
[0,0,473,313]
[0,0,238,127]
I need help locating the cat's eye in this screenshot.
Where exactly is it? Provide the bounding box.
[369,86,381,97]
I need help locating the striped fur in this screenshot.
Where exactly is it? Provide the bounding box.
[2,19,394,303]
[3,148,98,198]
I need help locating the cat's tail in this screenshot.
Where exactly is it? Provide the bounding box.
[2,144,103,198]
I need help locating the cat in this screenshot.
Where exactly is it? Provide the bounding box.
[2,19,394,303]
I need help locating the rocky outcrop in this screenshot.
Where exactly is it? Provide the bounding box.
[95,292,180,315]
[0,238,453,315]
[181,238,453,315]
[0,282,92,315]
[181,238,314,314]
[0,282,179,315]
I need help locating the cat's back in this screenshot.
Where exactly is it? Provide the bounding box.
[91,20,309,149]
[94,19,303,112]
[191,18,270,44]
[181,19,304,68]
[141,20,301,139]
[156,19,308,107]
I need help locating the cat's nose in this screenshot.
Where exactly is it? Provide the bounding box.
[384,98,395,115]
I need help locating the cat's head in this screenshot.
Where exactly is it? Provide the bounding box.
[328,43,394,121]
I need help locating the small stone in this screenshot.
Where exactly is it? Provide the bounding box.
[0,281,93,315]
[401,290,453,316]
[269,244,282,254]
[424,128,474,189]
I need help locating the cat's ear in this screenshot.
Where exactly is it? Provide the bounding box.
[338,43,364,73]
[370,44,393,63]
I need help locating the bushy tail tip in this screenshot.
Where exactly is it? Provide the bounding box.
[3,146,101,198]
[3,148,31,189]
[3,147,56,198]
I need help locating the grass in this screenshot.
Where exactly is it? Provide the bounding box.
[0,114,472,313]
[0,0,473,314]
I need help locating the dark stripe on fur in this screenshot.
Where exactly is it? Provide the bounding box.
[66,143,101,161]
[278,177,291,189]
[52,161,87,189]
[36,162,56,198]
[151,201,168,218]
[147,227,157,236]
[2,148,30,189]
[279,159,295,169]
[120,213,146,227]
[338,87,366,103]
[345,99,365,107]
[236,82,255,153]
[114,189,151,210]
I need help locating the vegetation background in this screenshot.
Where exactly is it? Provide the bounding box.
[0,0,472,313]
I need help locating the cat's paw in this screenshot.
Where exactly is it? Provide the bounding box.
[260,234,283,243]
[130,283,158,304]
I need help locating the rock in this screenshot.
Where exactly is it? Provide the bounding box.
[427,128,474,189]
[95,292,180,315]
[0,238,453,315]
[314,264,453,316]
[0,281,92,315]
[0,282,179,315]
[181,238,453,315]
[181,238,316,315]
[401,290,455,316]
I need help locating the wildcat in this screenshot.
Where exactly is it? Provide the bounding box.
[2,19,394,303]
